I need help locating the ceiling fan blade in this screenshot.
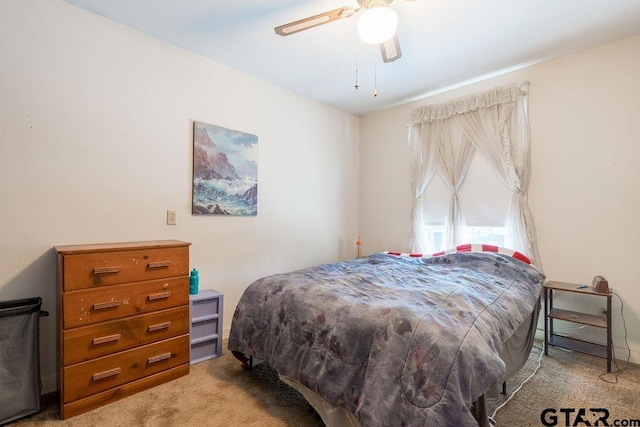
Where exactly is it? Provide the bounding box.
[274,7,356,36]
[380,34,402,63]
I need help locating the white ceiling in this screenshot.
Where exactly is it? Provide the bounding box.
[62,0,640,116]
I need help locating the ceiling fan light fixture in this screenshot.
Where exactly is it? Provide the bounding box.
[357,7,398,45]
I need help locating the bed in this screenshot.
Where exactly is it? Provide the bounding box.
[228,245,545,426]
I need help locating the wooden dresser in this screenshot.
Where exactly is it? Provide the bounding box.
[55,240,191,419]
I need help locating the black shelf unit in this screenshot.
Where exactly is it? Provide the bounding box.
[544,280,612,372]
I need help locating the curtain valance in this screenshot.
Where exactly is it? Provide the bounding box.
[409,83,528,125]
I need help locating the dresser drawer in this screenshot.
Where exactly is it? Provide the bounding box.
[191,337,220,364]
[63,277,188,328]
[61,246,189,291]
[191,294,221,319]
[63,306,190,365]
[63,335,189,403]
[191,316,219,341]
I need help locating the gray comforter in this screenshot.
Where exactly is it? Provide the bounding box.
[228,251,545,426]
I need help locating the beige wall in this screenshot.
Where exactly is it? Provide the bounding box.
[0,0,359,393]
[359,34,640,363]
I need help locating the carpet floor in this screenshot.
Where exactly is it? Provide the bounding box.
[9,339,640,426]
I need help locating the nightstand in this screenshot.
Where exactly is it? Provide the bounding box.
[189,290,223,364]
[543,280,612,372]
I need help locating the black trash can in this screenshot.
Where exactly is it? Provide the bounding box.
[0,297,48,424]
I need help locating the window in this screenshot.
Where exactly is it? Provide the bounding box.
[408,82,540,266]
[424,225,506,252]
[463,226,506,247]
[422,152,511,252]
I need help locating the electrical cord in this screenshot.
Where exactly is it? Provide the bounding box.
[488,340,546,426]
[488,290,633,425]
[598,291,633,384]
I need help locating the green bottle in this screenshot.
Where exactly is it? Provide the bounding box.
[189,268,199,295]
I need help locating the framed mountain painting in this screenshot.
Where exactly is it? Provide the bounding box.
[192,121,258,216]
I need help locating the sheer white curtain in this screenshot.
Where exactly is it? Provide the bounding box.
[408,82,542,267]
[436,126,475,249]
[408,121,440,253]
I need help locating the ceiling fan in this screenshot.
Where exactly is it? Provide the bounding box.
[274,0,412,63]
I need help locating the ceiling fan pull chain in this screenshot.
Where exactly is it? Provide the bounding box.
[354,35,360,90]
[373,49,378,97]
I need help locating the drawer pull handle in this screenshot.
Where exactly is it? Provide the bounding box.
[93,300,123,310]
[92,367,121,381]
[93,266,122,274]
[148,352,172,364]
[148,261,171,269]
[148,292,171,301]
[92,334,121,345]
[148,322,171,332]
